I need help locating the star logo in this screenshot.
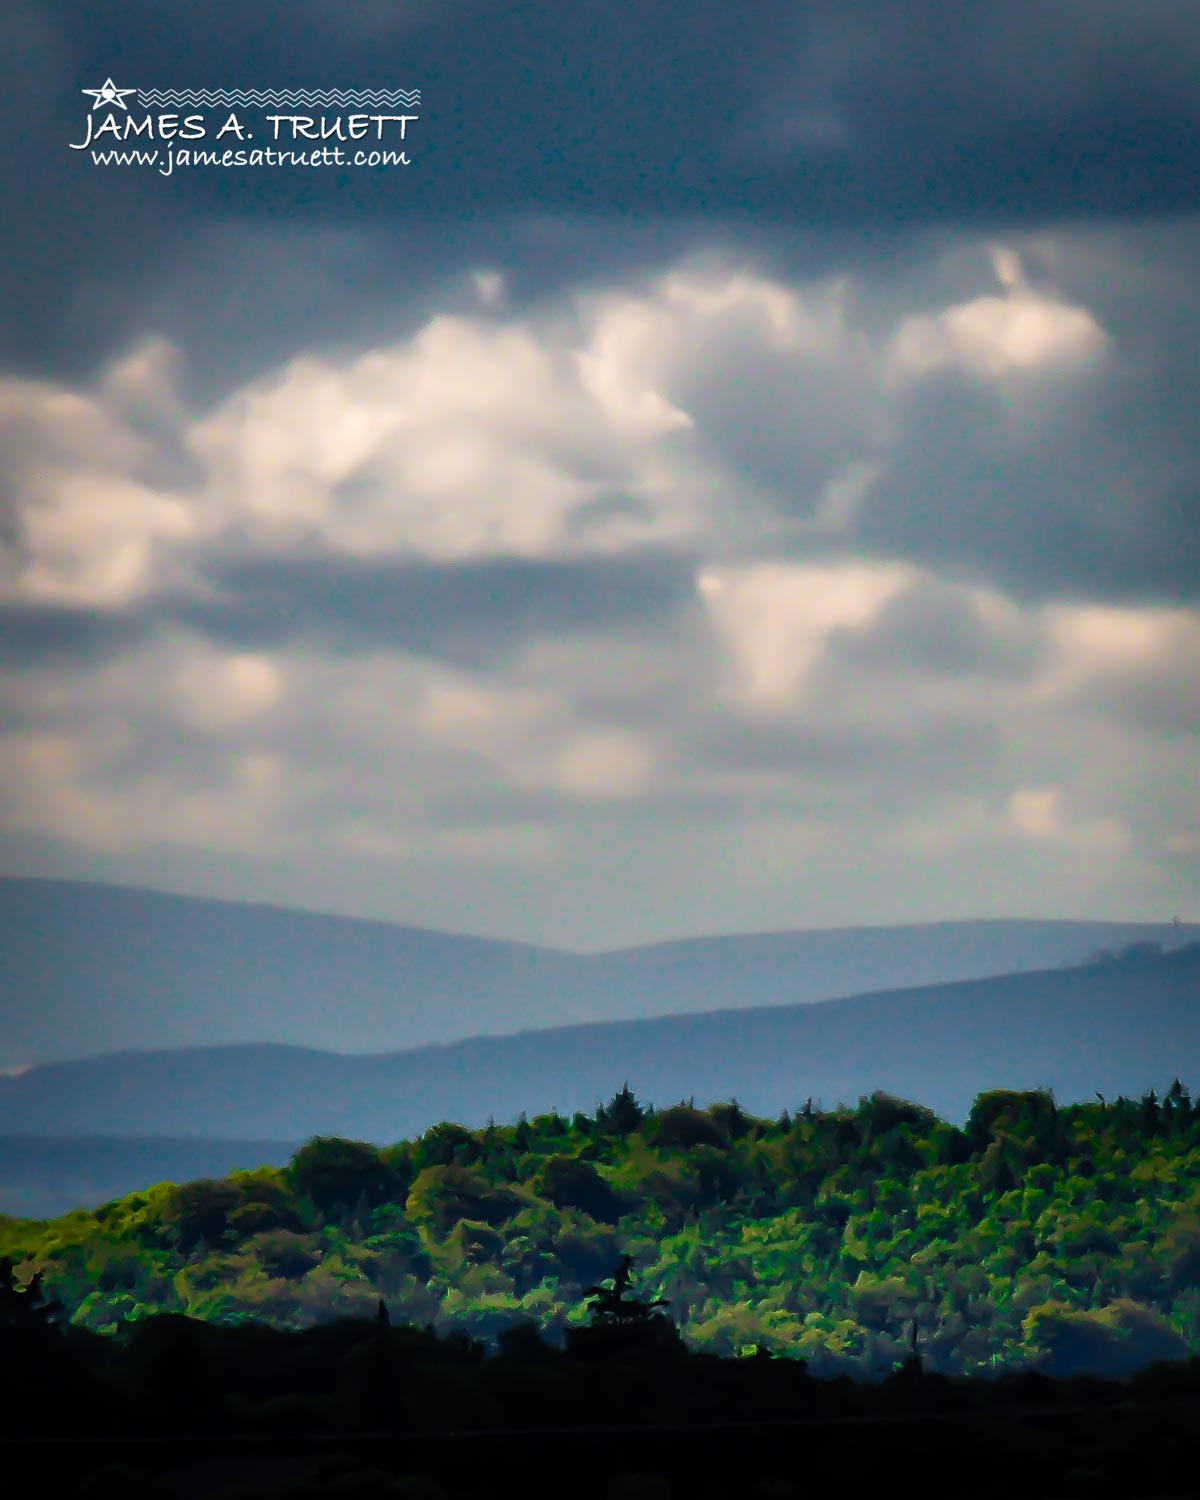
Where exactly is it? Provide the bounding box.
[81,78,137,111]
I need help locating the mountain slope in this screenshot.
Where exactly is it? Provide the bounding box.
[2,875,1190,1067]
[2,944,1196,1147]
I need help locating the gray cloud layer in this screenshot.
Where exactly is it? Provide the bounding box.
[1,4,1197,947]
[8,3,1200,375]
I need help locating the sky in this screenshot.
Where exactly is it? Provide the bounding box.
[1,1,1198,950]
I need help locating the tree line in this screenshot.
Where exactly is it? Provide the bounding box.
[3,1082,1200,1383]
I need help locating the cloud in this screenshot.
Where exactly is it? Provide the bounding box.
[887,257,1109,384]
[697,561,915,709]
[166,552,694,667]
[9,0,1200,402]
[1007,786,1063,840]
[189,314,664,562]
[3,240,1197,641]
[853,236,1200,605]
[169,649,285,735]
[0,347,205,610]
[0,721,295,856]
[827,576,1040,683]
[1033,602,1200,733]
[579,268,881,521]
[6,220,1199,671]
[553,730,657,801]
[2,216,1199,939]
[0,258,891,661]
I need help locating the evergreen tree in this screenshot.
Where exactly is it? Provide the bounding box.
[599,1084,645,1138]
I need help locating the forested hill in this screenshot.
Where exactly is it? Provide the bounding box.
[1,942,1197,1148]
[3,875,1192,1067]
[4,1082,1200,1383]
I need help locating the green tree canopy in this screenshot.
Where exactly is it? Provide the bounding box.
[288,1137,407,1217]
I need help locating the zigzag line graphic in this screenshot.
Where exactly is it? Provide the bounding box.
[136,89,421,108]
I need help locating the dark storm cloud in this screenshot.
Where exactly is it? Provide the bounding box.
[669,319,876,509]
[855,361,1200,607]
[0,551,694,670]
[824,583,1039,682]
[0,606,147,666]
[712,217,1200,609]
[167,551,695,667]
[694,715,1000,797]
[49,218,717,410]
[180,552,693,663]
[9,1,1200,384]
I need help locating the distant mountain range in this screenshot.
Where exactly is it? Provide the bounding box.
[2,943,1197,1218]
[2,876,1190,1068]
[4,877,1195,1217]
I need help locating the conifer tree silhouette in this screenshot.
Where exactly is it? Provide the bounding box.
[584,1254,669,1325]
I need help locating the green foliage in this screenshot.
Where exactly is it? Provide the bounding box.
[646,1104,727,1151]
[856,1091,938,1140]
[165,1179,245,1254]
[247,1230,323,1279]
[406,1165,527,1234]
[288,1137,408,1217]
[552,1215,623,1286]
[967,1089,1059,1150]
[445,1219,506,1268]
[8,1085,1200,1382]
[410,1122,479,1172]
[1022,1297,1189,1378]
[536,1155,629,1225]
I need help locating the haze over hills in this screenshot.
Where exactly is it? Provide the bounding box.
[0,1136,302,1221]
[1,876,1191,1069]
[2,944,1197,1179]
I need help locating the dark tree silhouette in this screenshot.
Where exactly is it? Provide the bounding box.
[596,1083,646,1138]
[0,1259,63,1334]
[584,1255,670,1325]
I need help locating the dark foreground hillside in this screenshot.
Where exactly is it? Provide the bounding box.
[5,1297,1200,1499]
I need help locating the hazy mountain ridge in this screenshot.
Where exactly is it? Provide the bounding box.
[2,944,1197,1163]
[2,875,1191,1068]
